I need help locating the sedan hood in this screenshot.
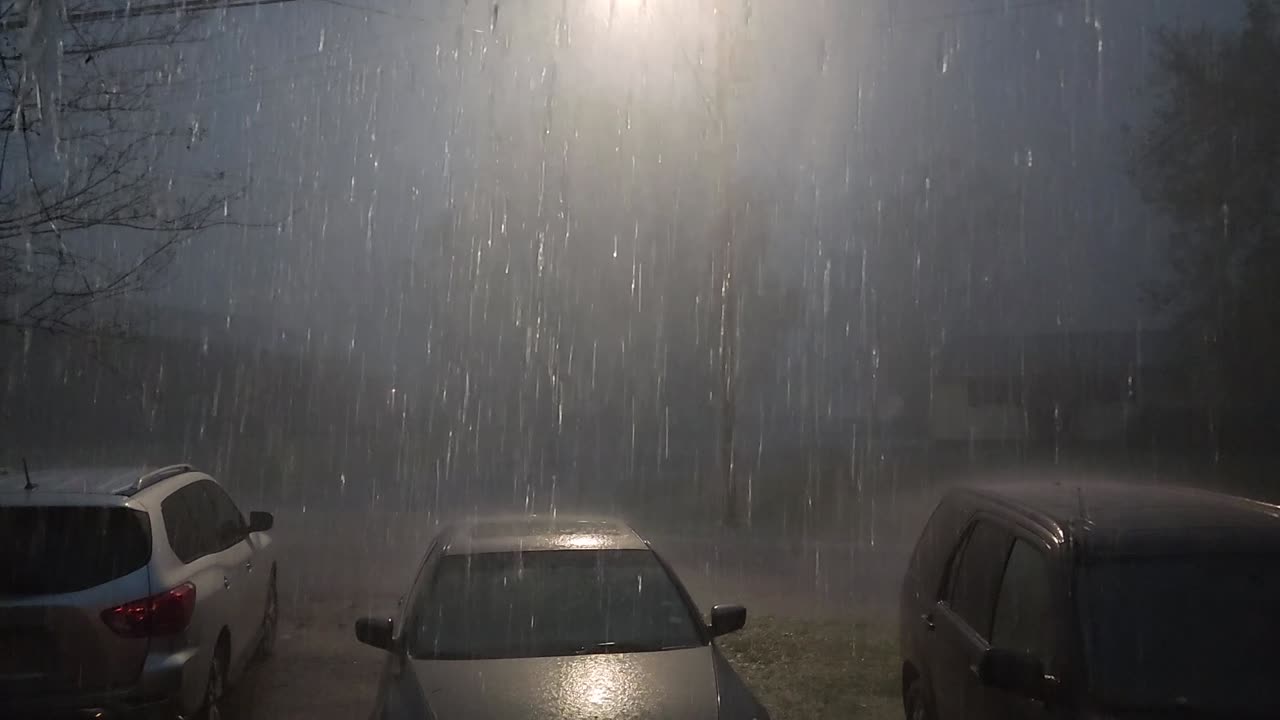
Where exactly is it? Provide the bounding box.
[409,647,720,720]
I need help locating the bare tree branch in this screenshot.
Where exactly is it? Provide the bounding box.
[1,1,248,334]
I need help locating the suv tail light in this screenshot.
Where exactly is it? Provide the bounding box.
[102,582,197,637]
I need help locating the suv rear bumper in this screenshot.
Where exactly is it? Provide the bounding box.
[0,647,200,720]
[0,698,178,720]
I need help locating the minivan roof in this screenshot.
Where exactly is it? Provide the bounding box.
[958,481,1280,556]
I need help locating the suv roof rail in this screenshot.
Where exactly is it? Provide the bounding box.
[125,464,195,495]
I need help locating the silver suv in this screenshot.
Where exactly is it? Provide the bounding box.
[0,464,278,719]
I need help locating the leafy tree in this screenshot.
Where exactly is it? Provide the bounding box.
[1132,1,1280,412]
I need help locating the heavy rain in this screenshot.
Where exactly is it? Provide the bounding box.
[3,1,1279,719]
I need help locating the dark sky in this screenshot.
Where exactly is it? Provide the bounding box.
[145,0,1240,315]
[134,0,1249,364]
[2,0,1257,502]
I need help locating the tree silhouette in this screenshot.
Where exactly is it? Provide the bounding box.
[1132,1,1280,416]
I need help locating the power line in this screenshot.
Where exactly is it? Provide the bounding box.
[884,0,1079,31]
[1,0,1082,39]
[3,0,453,31]
[2,0,303,31]
[311,0,438,25]
[150,41,406,98]
[6,0,1094,119]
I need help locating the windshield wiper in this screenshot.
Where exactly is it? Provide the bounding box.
[572,641,693,655]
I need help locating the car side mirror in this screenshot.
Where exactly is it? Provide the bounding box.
[977,648,1046,699]
[355,617,395,651]
[249,511,274,533]
[710,604,747,637]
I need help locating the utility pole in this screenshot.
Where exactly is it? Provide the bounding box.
[713,0,740,528]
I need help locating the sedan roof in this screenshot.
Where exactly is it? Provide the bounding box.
[441,515,649,555]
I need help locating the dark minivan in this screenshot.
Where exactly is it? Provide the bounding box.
[899,482,1280,720]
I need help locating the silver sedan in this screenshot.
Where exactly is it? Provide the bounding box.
[355,516,769,720]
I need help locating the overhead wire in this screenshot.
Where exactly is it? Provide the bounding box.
[309,0,439,25]
[19,0,1093,111]
[649,0,1085,126]
[2,0,306,30]
[883,0,1082,30]
[14,0,1098,175]
[41,0,469,104]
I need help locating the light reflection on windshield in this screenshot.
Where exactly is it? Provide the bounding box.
[408,550,702,660]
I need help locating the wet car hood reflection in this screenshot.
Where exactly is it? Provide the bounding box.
[409,646,720,719]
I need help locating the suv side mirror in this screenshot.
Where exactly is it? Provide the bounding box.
[977,648,1046,699]
[710,604,747,637]
[355,617,395,651]
[249,511,274,532]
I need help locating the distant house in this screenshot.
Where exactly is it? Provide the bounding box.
[929,331,1182,445]
[737,322,919,458]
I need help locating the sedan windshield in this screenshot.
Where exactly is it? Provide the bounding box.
[407,550,704,660]
[1081,554,1280,716]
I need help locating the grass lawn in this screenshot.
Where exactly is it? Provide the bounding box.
[719,615,902,720]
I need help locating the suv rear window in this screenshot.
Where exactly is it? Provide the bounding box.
[0,507,152,597]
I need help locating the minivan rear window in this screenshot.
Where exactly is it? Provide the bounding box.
[1081,554,1280,715]
[0,507,151,596]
